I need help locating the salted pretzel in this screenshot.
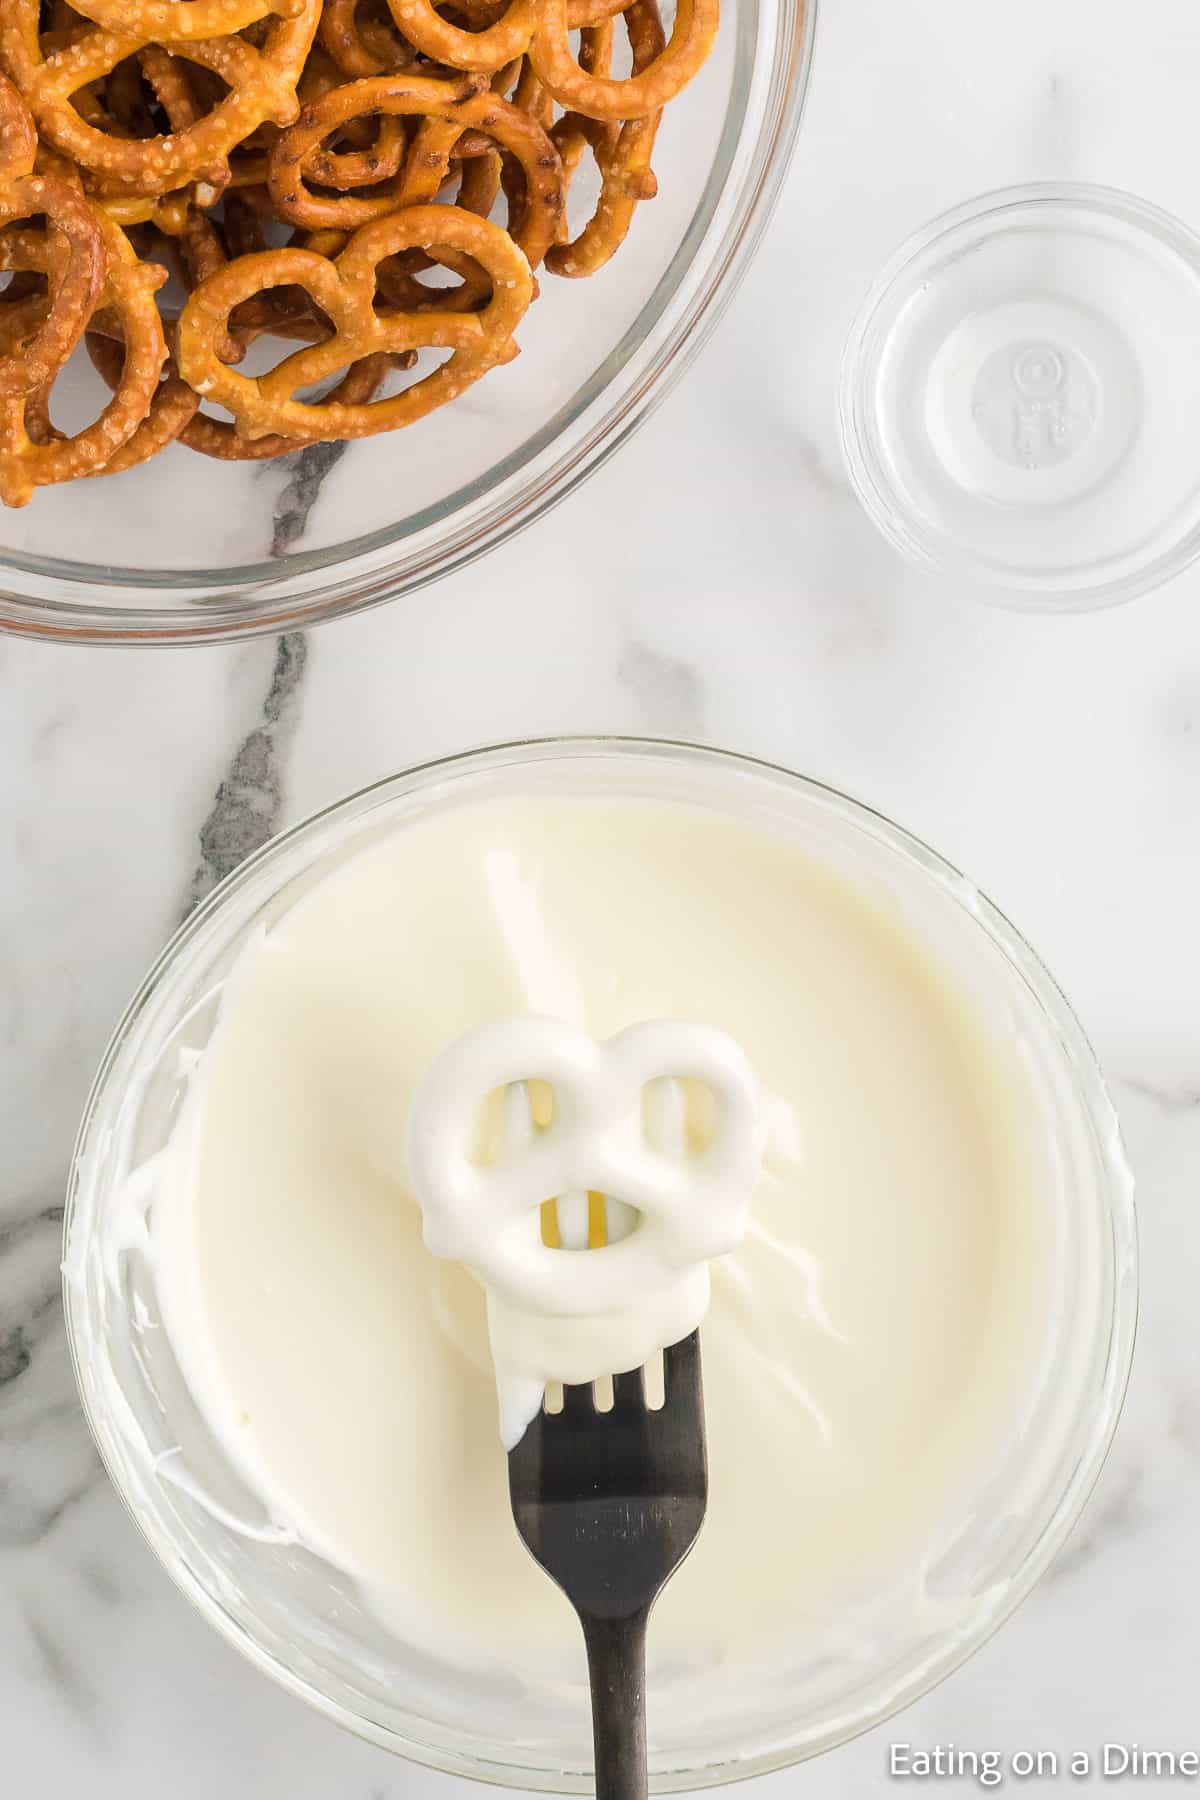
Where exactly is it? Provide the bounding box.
[0,266,57,354]
[373,148,502,310]
[509,53,555,130]
[74,47,221,230]
[319,0,417,75]
[67,0,308,40]
[171,208,247,361]
[177,203,532,442]
[442,0,511,25]
[0,0,718,500]
[529,0,716,118]
[566,0,631,21]
[0,204,166,504]
[183,352,402,458]
[83,196,408,467]
[170,199,407,458]
[0,0,321,194]
[382,0,540,75]
[85,329,405,465]
[216,191,351,341]
[90,188,194,233]
[545,19,615,172]
[0,80,109,401]
[83,333,200,472]
[268,73,563,272]
[301,103,409,192]
[548,0,662,276]
[0,68,36,181]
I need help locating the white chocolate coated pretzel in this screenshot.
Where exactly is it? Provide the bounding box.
[404,1015,763,1318]
[405,1014,764,1445]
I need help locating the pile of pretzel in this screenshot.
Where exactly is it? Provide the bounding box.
[0,0,717,505]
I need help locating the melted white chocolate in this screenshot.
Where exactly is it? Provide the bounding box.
[147,792,1053,1691]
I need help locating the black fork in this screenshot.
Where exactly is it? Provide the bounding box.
[507,1332,708,1800]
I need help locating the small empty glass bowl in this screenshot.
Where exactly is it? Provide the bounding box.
[65,739,1136,1789]
[0,0,815,645]
[840,184,1200,609]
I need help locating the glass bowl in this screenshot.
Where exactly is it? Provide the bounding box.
[64,738,1136,1788]
[839,183,1200,610]
[0,0,816,645]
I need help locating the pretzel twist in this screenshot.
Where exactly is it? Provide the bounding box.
[68,0,308,40]
[177,202,532,443]
[0,204,166,503]
[382,0,541,75]
[86,328,404,464]
[319,0,416,75]
[0,0,321,194]
[0,0,718,500]
[84,331,201,472]
[548,0,662,276]
[529,0,716,118]
[0,68,37,183]
[268,71,563,280]
[0,80,109,400]
[373,146,501,311]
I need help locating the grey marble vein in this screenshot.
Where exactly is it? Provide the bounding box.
[1116,1076,1200,1115]
[0,1201,67,1400]
[25,1602,101,1721]
[0,1286,58,1388]
[271,442,350,558]
[617,641,706,737]
[0,1470,105,1552]
[0,1197,103,1548]
[1,1395,86,1447]
[0,1202,64,1258]
[1039,70,1079,170]
[1045,1461,1149,1585]
[791,429,853,501]
[184,632,308,914]
[1169,1393,1200,1458]
[72,1558,123,1608]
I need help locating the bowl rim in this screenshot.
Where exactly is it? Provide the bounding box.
[63,734,1138,1789]
[0,0,819,646]
[838,179,1200,613]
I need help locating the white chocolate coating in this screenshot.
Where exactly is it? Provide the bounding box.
[146,792,1053,1695]
[404,1015,765,1444]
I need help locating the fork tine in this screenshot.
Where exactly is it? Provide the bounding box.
[663,1330,701,1399]
[506,1404,543,1498]
[561,1379,595,1420]
[611,1367,645,1412]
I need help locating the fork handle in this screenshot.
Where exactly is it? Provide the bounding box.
[581,1609,650,1800]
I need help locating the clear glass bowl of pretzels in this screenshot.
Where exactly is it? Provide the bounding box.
[0,0,815,640]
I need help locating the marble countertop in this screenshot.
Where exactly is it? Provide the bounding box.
[4,0,1200,1791]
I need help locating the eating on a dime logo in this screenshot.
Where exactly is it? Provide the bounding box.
[889,1744,1200,1787]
